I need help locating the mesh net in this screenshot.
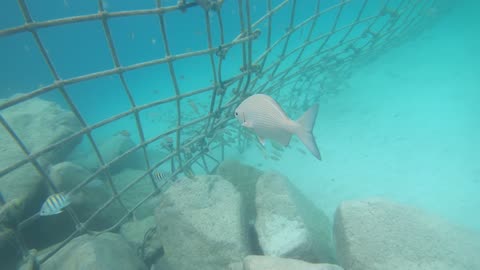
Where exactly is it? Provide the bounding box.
[0,0,447,265]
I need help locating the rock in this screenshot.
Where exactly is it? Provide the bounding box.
[47,161,125,230]
[334,198,480,270]
[255,172,335,263]
[17,250,39,270]
[0,96,82,168]
[120,216,156,248]
[113,168,161,219]
[154,175,250,270]
[215,160,263,218]
[0,96,82,200]
[227,261,244,270]
[47,165,164,231]
[216,160,264,254]
[120,216,163,265]
[75,134,144,174]
[41,232,147,270]
[243,255,344,270]
[48,161,94,192]
[0,97,82,251]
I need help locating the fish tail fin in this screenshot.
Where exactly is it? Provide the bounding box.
[295,104,322,160]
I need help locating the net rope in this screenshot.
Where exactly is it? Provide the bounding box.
[0,0,445,265]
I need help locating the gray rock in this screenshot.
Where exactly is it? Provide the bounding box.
[243,255,344,270]
[227,261,244,270]
[0,97,81,235]
[154,175,250,270]
[334,198,480,270]
[47,161,125,230]
[42,232,147,270]
[120,216,156,248]
[255,172,335,263]
[113,168,161,219]
[47,165,162,230]
[120,216,163,264]
[215,160,264,254]
[215,160,263,219]
[48,161,93,192]
[0,96,82,169]
[75,134,144,174]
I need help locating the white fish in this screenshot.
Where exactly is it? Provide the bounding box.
[234,94,322,160]
[40,192,71,216]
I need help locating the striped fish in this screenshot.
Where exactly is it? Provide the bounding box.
[153,170,171,183]
[40,192,71,216]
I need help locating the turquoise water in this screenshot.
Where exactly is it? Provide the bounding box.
[250,2,480,231]
[0,0,479,269]
[1,0,478,229]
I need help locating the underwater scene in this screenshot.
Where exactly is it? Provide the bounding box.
[0,0,479,269]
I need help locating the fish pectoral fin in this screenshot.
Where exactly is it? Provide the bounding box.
[242,121,254,128]
[257,136,266,146]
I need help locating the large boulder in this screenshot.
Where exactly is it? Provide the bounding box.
[47,162,125,230]
[0,97,82,201]
[41,232,147,270]
[215,160,264,254]
[154,175,250,270]
[255,172,335,263]
[112,168,162,219]
[243,255,344,270]
[0,97,82,253]
[48,164,162,230]
[0,96,82,169]
[74,134,144,174]
[334,198,480,270]
[215,160,263,220]
[120,216,163,265]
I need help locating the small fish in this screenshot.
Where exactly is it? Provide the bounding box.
[116,130,131,137]
[296,147,307,155]
[271,141,285,151]
[40,193,71,216]
[188,100,200,114]
[272,150,282,157]
[270,155,281,161]
[153,170,171,183]
[234,94,322,160]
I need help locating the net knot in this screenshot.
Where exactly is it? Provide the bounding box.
[216,45,227,59]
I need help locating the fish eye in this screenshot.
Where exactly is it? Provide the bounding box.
[235,112,238,116]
